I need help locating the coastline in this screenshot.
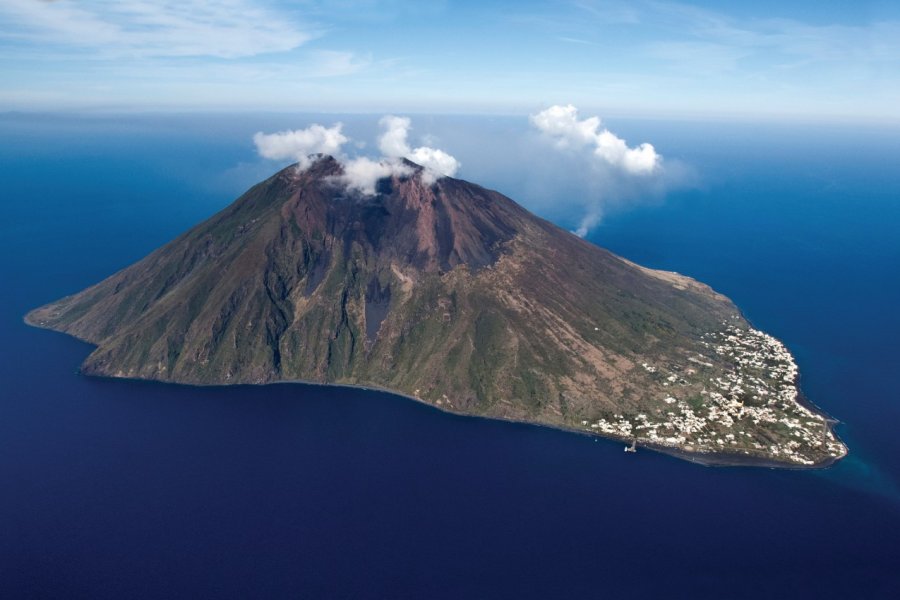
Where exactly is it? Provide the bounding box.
[22,308,849,471]
[732,306,844,427]
[89,372,850,469]
[23,313,845,470]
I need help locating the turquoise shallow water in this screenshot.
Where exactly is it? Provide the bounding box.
[1,114,898,598]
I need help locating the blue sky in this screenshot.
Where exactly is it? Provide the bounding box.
[1,0,898,120]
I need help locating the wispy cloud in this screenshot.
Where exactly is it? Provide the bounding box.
[557,36,599,46]
[0,0,314,58]
[305,50,373,77]
[642,41,750,75]
[2,0,898,118]
[498,0,900,118]
[571,1,641,25]
[573,0,900,72]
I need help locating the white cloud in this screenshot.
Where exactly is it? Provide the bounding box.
[253,123,348,170]
[0,0,312,59]
[530,104,660,175]
[254,115,459,195]
[529,105,602,147]
[407,147,460,184]
[339,157,413,196]
[377,115,413,157]
[306,50,372,78]
[377,115,460,181]
[524,104,681,236]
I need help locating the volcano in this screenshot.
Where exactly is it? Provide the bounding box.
[26,156,846,466]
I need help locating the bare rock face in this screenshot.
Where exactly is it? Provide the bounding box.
[26,156,847,467]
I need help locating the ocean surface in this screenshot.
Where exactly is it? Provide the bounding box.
[1,113,899,598]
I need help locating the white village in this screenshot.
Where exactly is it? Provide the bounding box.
[582,321,847,465]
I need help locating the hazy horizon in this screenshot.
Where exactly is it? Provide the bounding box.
[2,1,899,122]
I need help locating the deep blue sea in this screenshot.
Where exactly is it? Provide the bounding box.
[1,113,899,599]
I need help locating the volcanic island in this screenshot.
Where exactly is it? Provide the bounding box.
[26,156,848,467]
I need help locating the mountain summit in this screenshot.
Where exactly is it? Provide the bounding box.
[26,157,846,467]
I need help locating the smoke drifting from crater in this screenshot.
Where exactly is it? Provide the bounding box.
[523,104,679,236]
[377,115,460,184]
[253,123,348,170]
[531,105,660,176]
[254,115,459,194]
[251,110,685,236]
[339,157,413,196]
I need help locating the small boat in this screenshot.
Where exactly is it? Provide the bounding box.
[624,440,637,453]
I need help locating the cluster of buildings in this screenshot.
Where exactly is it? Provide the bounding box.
[581,324,846,465]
